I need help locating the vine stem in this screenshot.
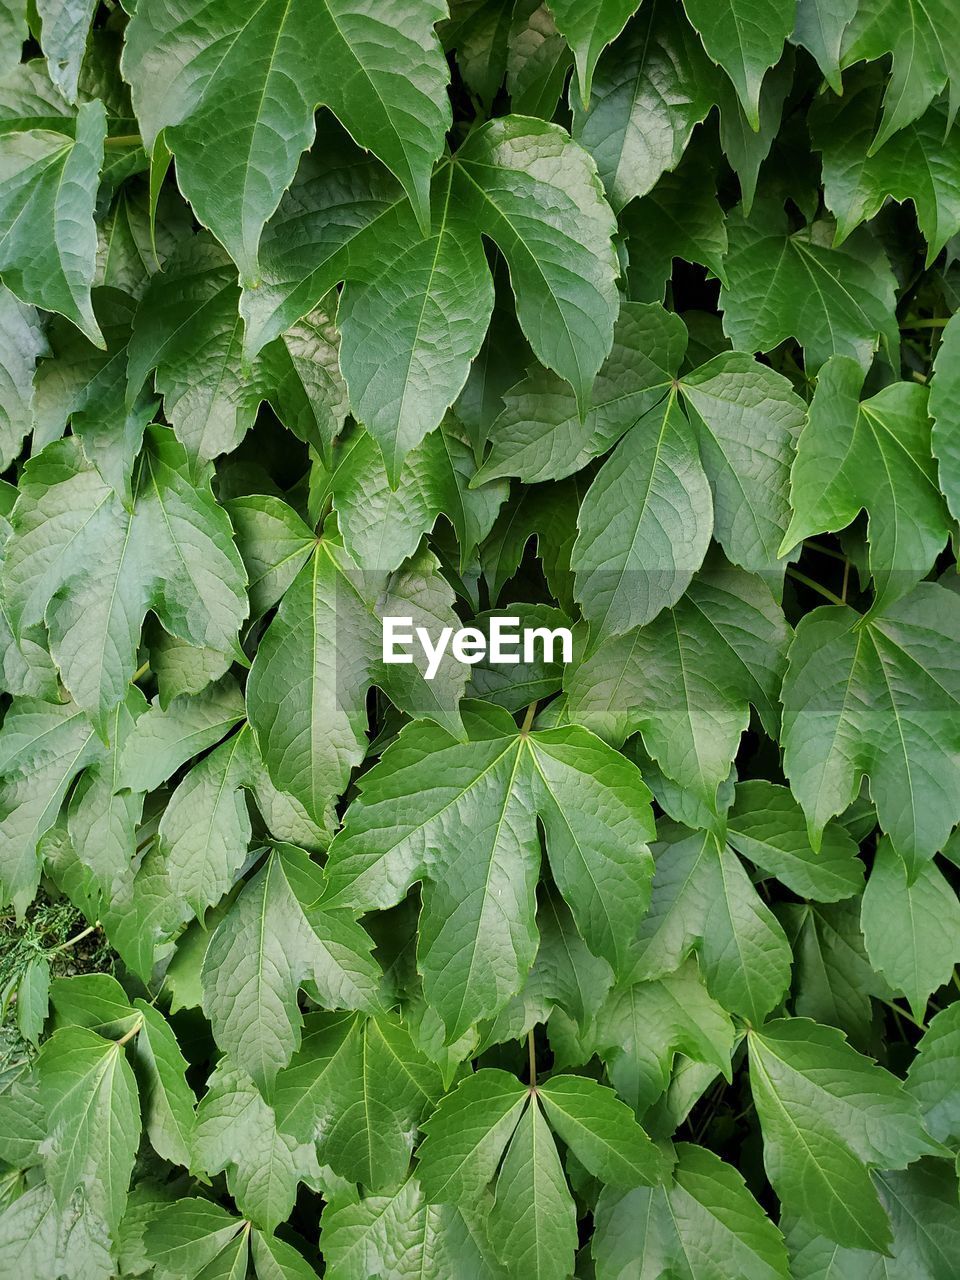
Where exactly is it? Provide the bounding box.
[902,317,950,329]
[786,567,846,607]
[527,1029,536,1088]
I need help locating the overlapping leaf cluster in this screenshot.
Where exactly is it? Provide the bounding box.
[2,1,960,1277]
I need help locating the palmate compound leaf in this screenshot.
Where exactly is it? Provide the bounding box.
[680,0,795,129]
[122,0,452,279]
[126,235,348,466]
[720,199,899,371]
[565,554,790,815]
[1,428,248,730]
[571,1,719,211]
[476,301,803,639]
[630,822,792,1025]
[271,1010,444,1191]
[145,1198,319,1280]
[747,1018,944,1251]
[200,845,382,1093]
[860,839,960,1020]
[245,518,468,834]
[0,98,104,344]
[319,1175,509,1280]
[36,1025,141,1234]
[781,356,949,614]
[240,117,620,483]
[592,1142,790,1280]
[780,583,960,873]
[416,1069,662,1280]
[322,701,656,1039]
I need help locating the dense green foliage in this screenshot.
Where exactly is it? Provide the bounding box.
[2,0,960,1276]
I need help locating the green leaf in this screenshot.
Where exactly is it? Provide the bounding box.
[417,1069,528,1202]
[246,530,466,833]
[0,693,102,912]
[727,780,864,902]
[842,0,960,150]
[0,99,104,343]
[537,1074,663,1186]
[201,847,381,1092]
[720,202,898,370]
[547,0,640,105]
[3,429,247,728]
[49,972,139,1037]
[273,1011,443,1191]
[633,825,792,1024]
[0,285,46,470]
[131,999,196,1168]
[747,1017,943,1250]
[814,81,960,264]
[572,391,713,639]
[787,1159,960,1279]
[681,0,793,128]
[36,0,97,104]
[566,557,789,812]
[315,420,507,572]
[860,840,960,1019]
[16,953,49,1045]
[0,1184,113,1280]
[784,900,880,1049]
[193,1062,321,1230]
[36,1024,141,1232]
[572,3,718,211]
[451,116,620,416]
[906,1002,960,1144]
[792,0,858,92]
[323,702,656,1035]
[930,311,960,521]
[593,1143,791,1280]
[486,1101,578,1280]
[122,0,452,277]
[781,584,960,871]
[781,356,949,612]
[320,1176,507,1280]
[588,959,735,1112]
[145,1198,247,1280]
[127,236,345,465]
[476,301,687,486]
[118,675,246,793]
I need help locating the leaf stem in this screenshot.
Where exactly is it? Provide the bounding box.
[902,317,950,329]
[104,133,143,149]
[520,701,538,734]
[786,567,846,607]
[527,1029,536,1088]
[115,1016,144,1047]
[52,923,99,953]
[130,660,150,683]
[875,995,926,1032]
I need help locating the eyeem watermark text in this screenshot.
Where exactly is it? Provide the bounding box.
[383,616,573,680]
